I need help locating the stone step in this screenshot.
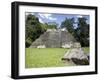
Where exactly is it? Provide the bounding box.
[30,29,77,48]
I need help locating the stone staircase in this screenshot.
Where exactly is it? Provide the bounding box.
[30,29,76,48]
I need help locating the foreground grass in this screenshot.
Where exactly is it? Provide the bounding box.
[25,47,89,68]
[25,48,72,68]
[82,47,90,54]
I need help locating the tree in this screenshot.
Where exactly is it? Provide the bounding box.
[61,17,89,47]
[47,22,58,29]
[61,18,75,35]
[76,17,89,47]
[25,14,46,47]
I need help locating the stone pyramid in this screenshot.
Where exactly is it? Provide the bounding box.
[30,29,77,48]
[30,29,89,65]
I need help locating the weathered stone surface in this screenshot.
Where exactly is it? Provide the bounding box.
[61,42,81,48]
[61,43,72,48]
[37,45,46,48]
[62,48,89,65]
[73,42,81,48]
[30,29,77,48]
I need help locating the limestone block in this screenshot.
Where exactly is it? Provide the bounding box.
[73,42,81,48]
[37,45,46,48]
[62,44,72,48]
[62,48,89,65]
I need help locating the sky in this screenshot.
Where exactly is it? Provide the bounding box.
[26,12,90,28]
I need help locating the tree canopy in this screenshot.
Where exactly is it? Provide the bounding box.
[61,18,75,35]
[60,17,89,47]
[76,17,89,46]
[25,14,46,47]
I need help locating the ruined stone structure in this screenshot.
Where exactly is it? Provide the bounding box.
[62,47,89,65]
[62,42,89,65]
[30,28,89,65]
[30,29,77,48]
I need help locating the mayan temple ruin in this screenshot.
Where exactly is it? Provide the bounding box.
[30,28,77,48]
[30,28,89,65]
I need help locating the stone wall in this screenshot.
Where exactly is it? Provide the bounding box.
[30,29,77,48]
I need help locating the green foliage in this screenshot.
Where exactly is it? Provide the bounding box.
[47,24,56,29]
[47,22,58,29]
[40,23,48,31]
[60,17,89,47]
[76,18,89,47]
[45,22,58,29]
[82,47,90,54]
[25,38,32,47]
[61,18,75,34]
[25,14,46,47]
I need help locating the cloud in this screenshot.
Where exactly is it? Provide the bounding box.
[39,18,44,23]
[49,17,57,20]
[38,13,57,21]
[25,12,34,16]
[77,15,83,18]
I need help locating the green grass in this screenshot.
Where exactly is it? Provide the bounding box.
[82,47,90,54]
[25,48,72,68]
[25,47,89,68]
